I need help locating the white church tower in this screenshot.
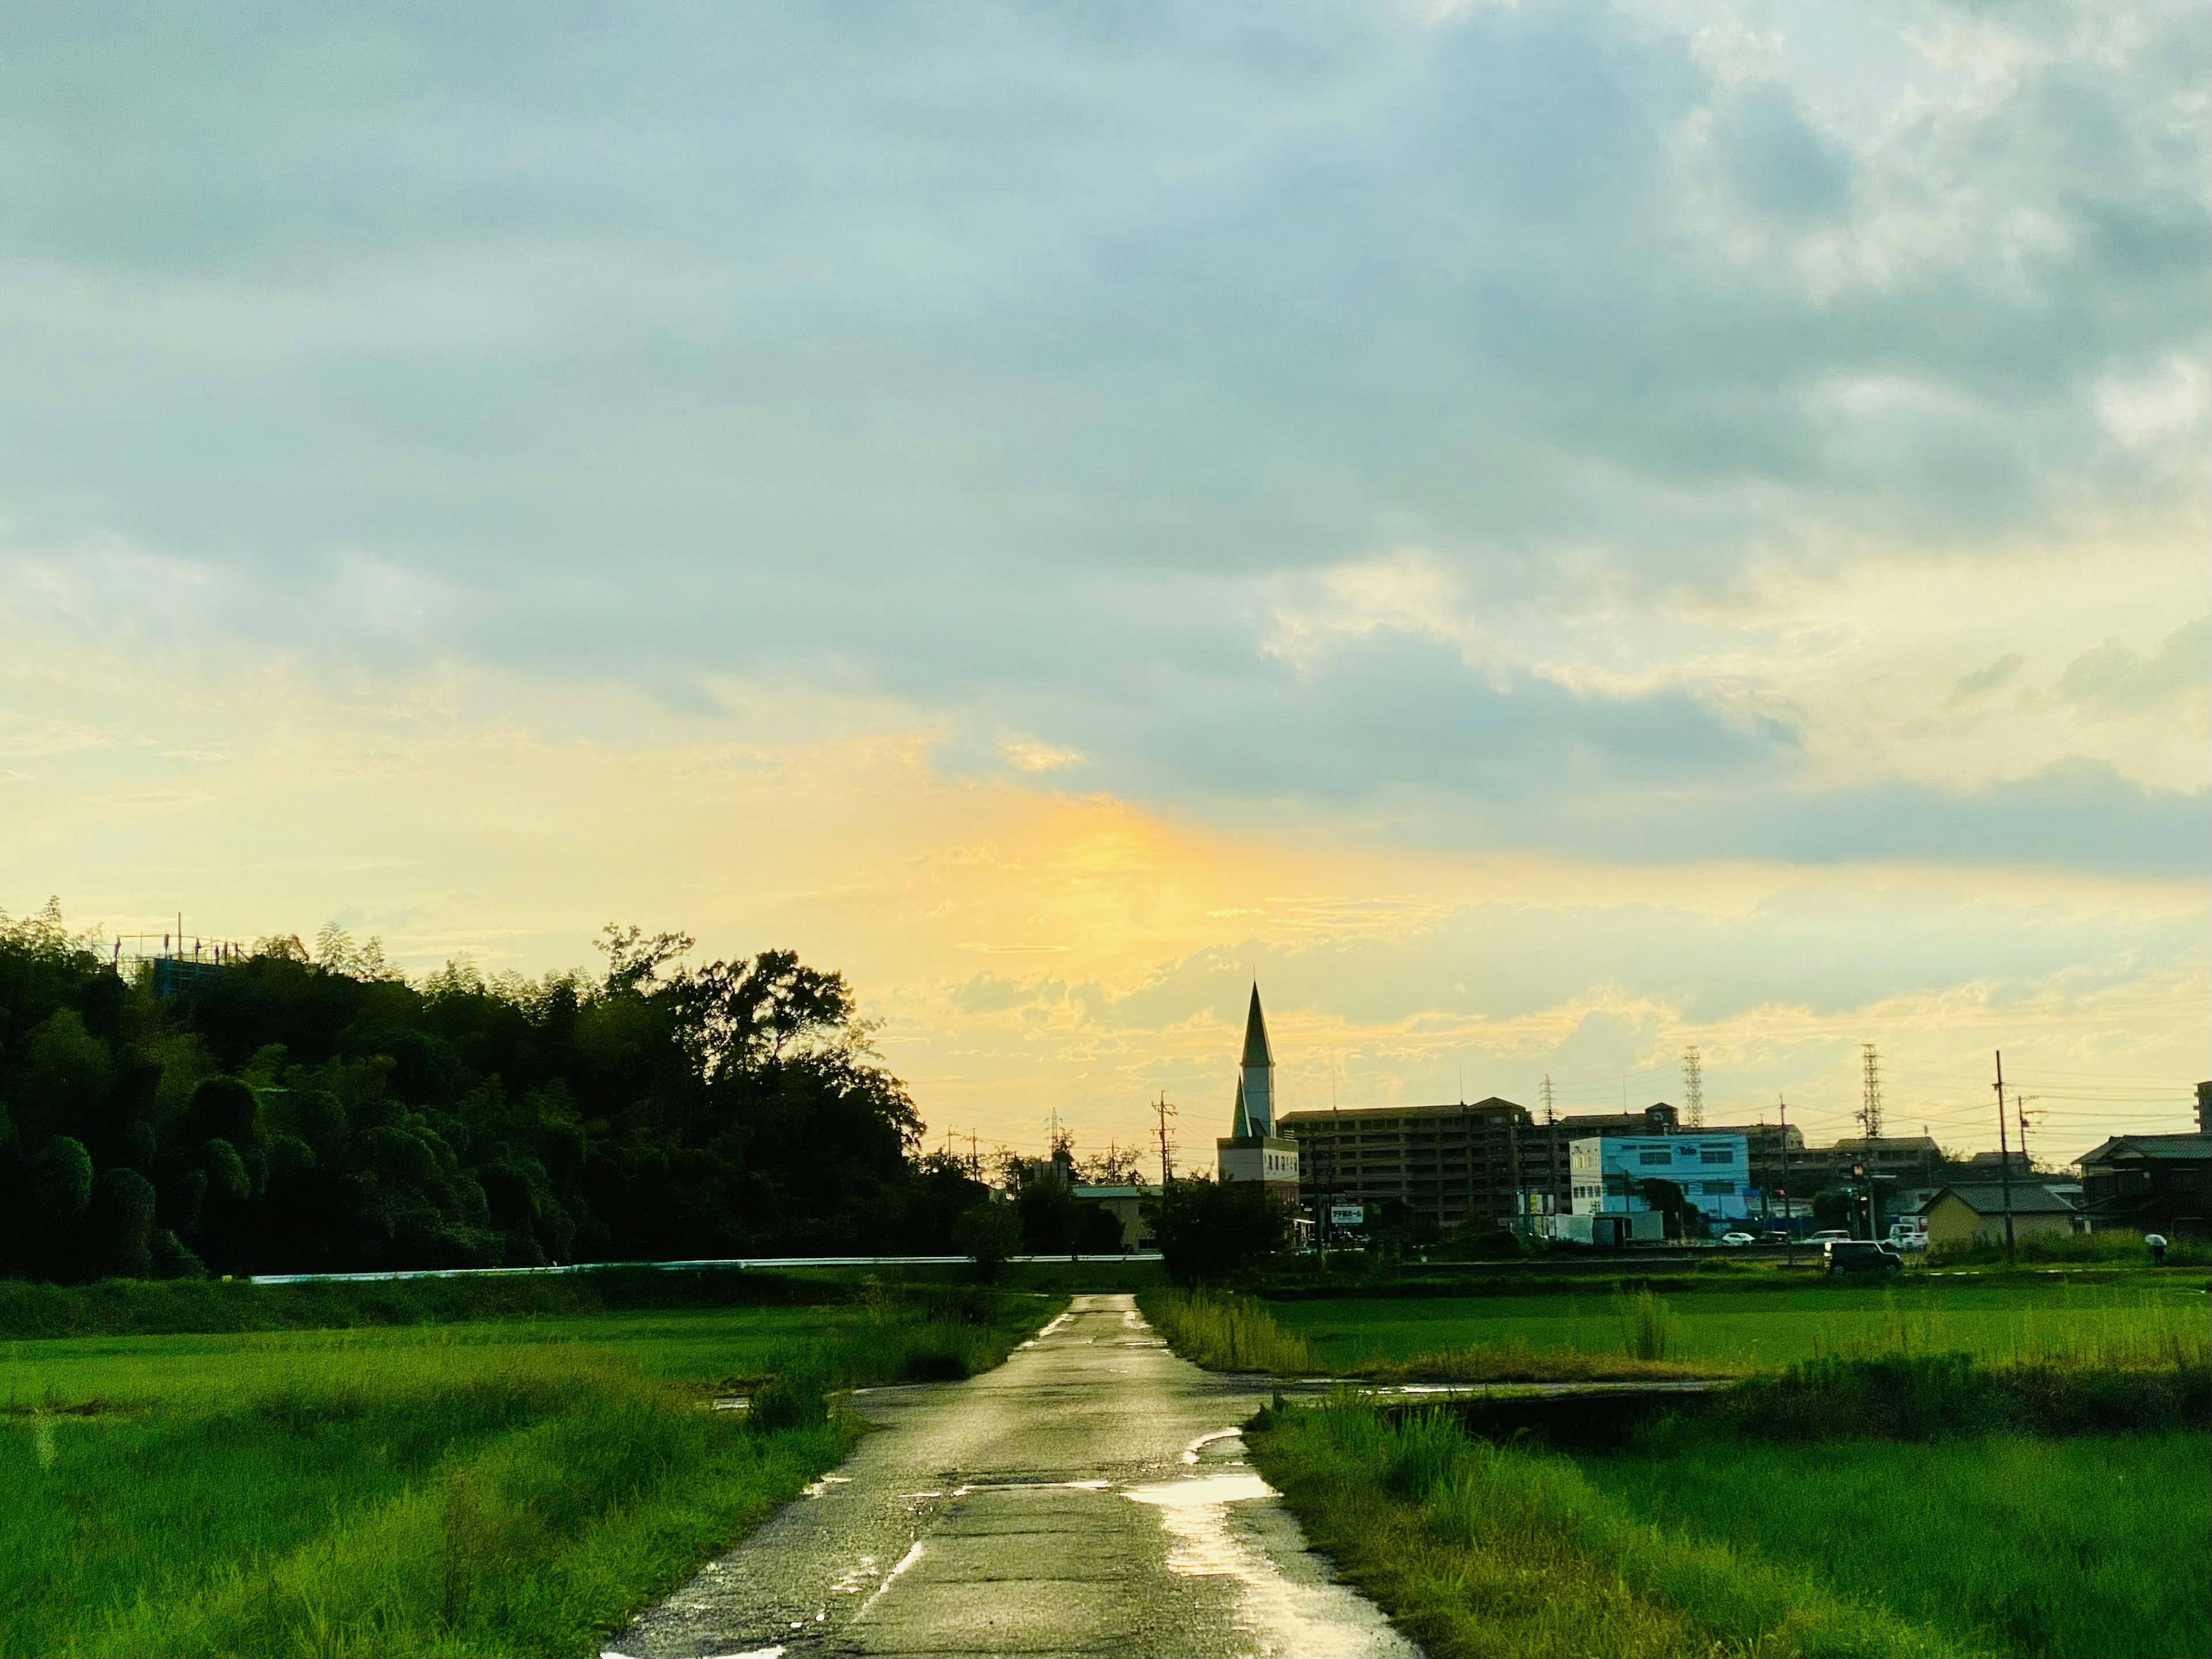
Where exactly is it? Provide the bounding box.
[1233,983,1275,1135]
[1218,984,1300,1203]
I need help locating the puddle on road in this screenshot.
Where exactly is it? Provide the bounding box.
[1182,1427,1243,1464]
[800,1474,851,1499]
[1122,1472,1409,1656]
[1019,1310,1077,1348]
[1122,1471,1277,1578]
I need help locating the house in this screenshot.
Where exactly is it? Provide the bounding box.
[1909,1184,2078,1251]
[2076,1134,2212,1239]
[1070,1183,1160,1252]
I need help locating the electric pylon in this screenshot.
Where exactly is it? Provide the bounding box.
[1859,1043,1883,1141]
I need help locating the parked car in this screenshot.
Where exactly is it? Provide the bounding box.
[1719,1231,1756,1247]
[1808,1228,1852,1245]
[1823,1239,1903,1276]
[1885,1220,1929,1252]
[1760,1230,1792,1245]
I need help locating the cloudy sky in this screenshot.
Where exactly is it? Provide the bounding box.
[3,0,2205,1162]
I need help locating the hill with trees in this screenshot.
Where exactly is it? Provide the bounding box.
[0,904,988,1281]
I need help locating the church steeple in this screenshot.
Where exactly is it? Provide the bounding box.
[1230,1074,1252,1138]
[1241,984,1274,1069]
[1237,984,1275,1136]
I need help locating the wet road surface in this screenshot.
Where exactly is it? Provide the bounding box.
[611,1293,1415,1658]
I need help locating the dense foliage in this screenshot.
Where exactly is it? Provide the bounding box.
[0,904,989,1280]
[1143,1174,1293,1285]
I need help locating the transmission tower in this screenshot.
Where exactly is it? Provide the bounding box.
[1539,1074,1555,1125]
[1682,1047,1703,1129]
[1859,1043,1884,1141]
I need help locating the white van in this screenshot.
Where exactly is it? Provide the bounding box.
[1885,1218,1929,1252]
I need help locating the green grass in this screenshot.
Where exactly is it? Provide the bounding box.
[0,1291,1060,1656]
[1584,1429,2211,1659]
[1249,1395,1961,1657]
[1265,1280,2209,1378]
[1249,1390,2210,1658]
[1139,1289,1319,1373]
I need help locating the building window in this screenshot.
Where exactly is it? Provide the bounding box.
[1700,1149,1734,1165]
[1639,1150,1673,1166]
[1701,1181,1737,1196]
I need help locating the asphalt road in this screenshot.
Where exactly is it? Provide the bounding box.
[610,1292,1415,1658]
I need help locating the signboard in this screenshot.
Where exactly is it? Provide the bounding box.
[1329,1205,1365,1226]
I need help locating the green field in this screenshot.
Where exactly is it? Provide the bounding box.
[1248,1392,2210,1659]
[1266,1279,2208,1377]
[1585,1430,2210,1658]
[1,1292,1059,1657]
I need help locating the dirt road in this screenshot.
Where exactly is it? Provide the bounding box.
[611,1292,1413,1657]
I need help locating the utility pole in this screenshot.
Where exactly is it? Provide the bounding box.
[1541,1074,1558,1225]
[1778,1096,1793,1266]
[1683,1047,1703,1130]
[1859,1043,1883,1142]
[968,1129,980,1181]
[2015,1095,2038,1175]
[1153,1091,1178,1187]
[1993,1050,2016,1266]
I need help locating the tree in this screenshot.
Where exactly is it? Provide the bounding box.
[1143,1176,1291,1286]
[1633,1177,1712,1241]
[0,908,959,1279]
[952,1202,1021,1282]
[80,1168,157,1280]
[1077,1143,1145,1185]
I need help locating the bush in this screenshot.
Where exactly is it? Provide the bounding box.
[1702,1353,2212,1442]
[1142,1176,1292,1286]
[745,1370,828,1434]
[952,1202,1021,1282]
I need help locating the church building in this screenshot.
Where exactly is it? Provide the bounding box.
[1215,985,1302,1206]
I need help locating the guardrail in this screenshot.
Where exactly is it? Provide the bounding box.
[246,1254,1161,1285]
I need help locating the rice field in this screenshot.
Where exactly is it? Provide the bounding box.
[1265,1281,2210,1378]
[1249,1392,2209,1659]
[0,1294,1060,1656]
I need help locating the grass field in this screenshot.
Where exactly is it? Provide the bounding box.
[1,1290,1060,1657]
[1248,1391,2210,1659]
[1585,1429,2210,1658]
[1264,1279,2209,1377]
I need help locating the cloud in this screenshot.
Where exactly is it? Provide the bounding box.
[0,0,2203,874]
[2056,615,2210,717]
[997,734,1084,774]
[1948,653,2026,706]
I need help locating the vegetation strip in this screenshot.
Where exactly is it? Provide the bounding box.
[1248,1393,1964,1659]
[3,1287,1062,1656]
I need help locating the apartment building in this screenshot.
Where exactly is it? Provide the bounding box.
[1278,1098,1539,1232]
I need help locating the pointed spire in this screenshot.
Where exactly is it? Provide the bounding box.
[1240,984,1274,1069]
[1230,1075,1251,1138]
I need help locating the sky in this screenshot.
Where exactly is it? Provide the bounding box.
[2,0,2206,1166]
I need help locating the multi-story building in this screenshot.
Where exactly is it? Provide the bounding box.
[1567,1131,1754,1228]
[1529,1103,1804,1217]
[1278,1096,1537,1233]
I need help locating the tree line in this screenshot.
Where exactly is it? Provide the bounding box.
[0,904,994,1281]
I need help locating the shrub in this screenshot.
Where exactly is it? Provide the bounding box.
[1142,1176,1292,1286]
[952,1202,1021,1282]
[746,1371,828,1434]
